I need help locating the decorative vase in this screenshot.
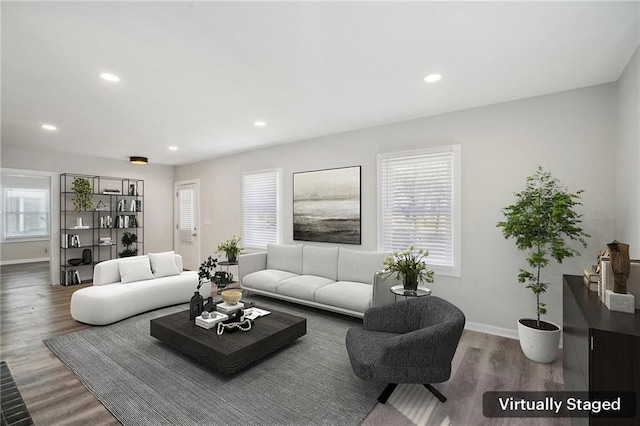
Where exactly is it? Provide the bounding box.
[227,253,237,263]
[82,249,92,265]
[189,291,204,320]
[403,270,419,291]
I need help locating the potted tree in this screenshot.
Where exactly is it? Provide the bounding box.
[497,166,589,363]
[119,232,138,258]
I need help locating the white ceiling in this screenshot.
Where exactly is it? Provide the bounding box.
[2,1,639,166]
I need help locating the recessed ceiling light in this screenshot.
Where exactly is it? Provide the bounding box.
[254,121,267,127]
[100,73,120,82]
[423,74,442,83]
[41,124,57,131]
[169,146,178,151]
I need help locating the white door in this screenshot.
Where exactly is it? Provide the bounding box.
[174,180,200,271]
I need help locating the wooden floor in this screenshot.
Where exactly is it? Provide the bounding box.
[1,262,567,426]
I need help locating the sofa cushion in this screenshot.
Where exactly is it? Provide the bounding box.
[315,281,373,313]
[148,251,181,278]
[277,275,335,301]
[337,247,388,284]
[303,246,339,281]
[267,244,303,274]
[242,270,298,293]
[118,258,154,284]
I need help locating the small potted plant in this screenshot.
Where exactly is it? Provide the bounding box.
[119,232,138,257]
[191,256,217,320]
[217,235,244,263]
[71,177,93,211]
[497,166,589,363]
[381,245,434,291]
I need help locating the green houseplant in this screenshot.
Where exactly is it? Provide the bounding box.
[497,166,589,363]
[381,245,434,291]
[71,177,93,211]
[217,235,244,263]
[119,232,138,257]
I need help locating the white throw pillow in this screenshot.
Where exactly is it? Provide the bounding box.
[148,251,181,278]
[118,258,154,284]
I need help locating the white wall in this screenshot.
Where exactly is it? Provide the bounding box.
[0,146,175,282]
[615,48,640,257]
[176,84,618,335]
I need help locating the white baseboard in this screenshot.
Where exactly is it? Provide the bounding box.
[0,257,50,266]
[465,321,564,349]
[465,321,519,341]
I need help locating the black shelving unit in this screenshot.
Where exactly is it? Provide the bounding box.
[60,173,144,285]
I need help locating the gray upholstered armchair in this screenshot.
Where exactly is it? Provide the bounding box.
[345,296,465,403]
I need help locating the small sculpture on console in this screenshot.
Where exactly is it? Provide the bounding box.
[607,240,630,294]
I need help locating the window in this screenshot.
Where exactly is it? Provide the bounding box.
[242,169,281,249]
[2,174,51,240]
[378,145,461,276]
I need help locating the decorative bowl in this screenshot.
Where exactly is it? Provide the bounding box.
[68,258,83,266]
[221,290,242,305]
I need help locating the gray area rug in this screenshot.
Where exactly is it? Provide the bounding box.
[44,297,384,426]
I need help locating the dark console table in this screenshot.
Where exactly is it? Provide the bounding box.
[563,274,640,426]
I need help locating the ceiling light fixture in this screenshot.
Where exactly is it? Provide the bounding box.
[129,156,148,165]
[41,124,57,131]
[169,146,178,151]
[254,121,267,127]
[423,74,442,83]
[100,73,120,82]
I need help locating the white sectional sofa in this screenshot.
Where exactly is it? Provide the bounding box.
[239,244,398,318]
[70,252,210,325]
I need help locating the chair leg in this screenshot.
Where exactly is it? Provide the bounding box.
[423,384,447,402]
[377,383,398,404]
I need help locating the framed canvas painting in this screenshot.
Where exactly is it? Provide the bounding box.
[293,166,361,244]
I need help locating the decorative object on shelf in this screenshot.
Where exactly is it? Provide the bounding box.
[603,240,635,313]
[76,218,84,228]
[119,232,138,257]
[217,235,244,263]
[497,166,589,363]
[380,245,434,292]
[82,249,92,265]
[293,165,361,244]
[221,289,242,305]
[213,271,233,289]
[98,237,113,246]
[102,189,121,195]
[95,200,109,211]
[203,297,216,313]
[128,183,138,196]
[189,291,204,320]
[71,177,93,211]
[68,258,83,266]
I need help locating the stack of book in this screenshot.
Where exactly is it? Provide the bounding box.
[195,312,229,329]
[216,302,244,314]
[583,267,600,292]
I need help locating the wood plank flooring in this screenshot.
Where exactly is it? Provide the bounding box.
[1,262,567,426]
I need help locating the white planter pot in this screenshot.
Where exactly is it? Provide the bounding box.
[517,319,561,363]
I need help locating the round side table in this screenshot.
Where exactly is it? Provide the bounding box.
[390,284,432,300]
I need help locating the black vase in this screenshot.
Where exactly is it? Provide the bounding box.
[82,249,92,265]
[189,291,204,320]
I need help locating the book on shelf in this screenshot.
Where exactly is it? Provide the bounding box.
[583,267,599,292]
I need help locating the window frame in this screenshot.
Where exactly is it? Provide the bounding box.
[377,144,461,277]
[2,175,51,242]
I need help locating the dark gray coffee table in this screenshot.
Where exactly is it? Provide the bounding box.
[150,308,306,374]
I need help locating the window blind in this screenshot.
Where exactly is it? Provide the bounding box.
[178,188,194,242]
[2,175,50,240]
[242,170,280,249]
[379,146,459,271]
